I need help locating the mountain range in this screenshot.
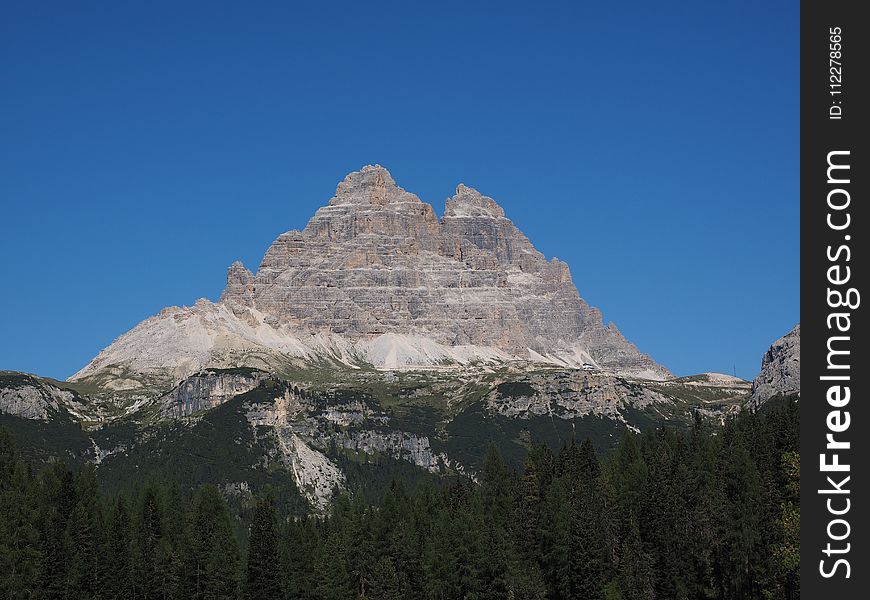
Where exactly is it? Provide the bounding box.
[0,166,799,510]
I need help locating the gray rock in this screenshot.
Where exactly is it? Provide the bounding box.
[749,324,800,408]
[0,372,92,421]
[157,369,267,418]
[220,165,669,377]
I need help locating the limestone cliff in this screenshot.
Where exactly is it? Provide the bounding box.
[749,324,800,409]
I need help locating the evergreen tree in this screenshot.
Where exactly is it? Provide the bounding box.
[244,488,283,600]
[104,496,135,600]
[0,427,15,485]
[422,514,457,600]
[517,444,554,561]
[449,504,484,600]
[367,555,404,600]
[348,489,376,597]
[67,467,103,600]
[38,464,77,600]
[314,530,354,600]
[282,516,319,600]
[685,411,723,599]
[619,516,655,600]
[641,429,690,599]
[0,397,803,600]
[717,434,765,599]
[478,443,516,599]
[769,451,800,600]
[569,485,605,600]
[0,462,41,599]
[135,485,172,600]
[540,478,572,598]
[179,484,240,600]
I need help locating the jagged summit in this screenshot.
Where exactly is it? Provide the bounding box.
[331,165,420,207]
[444,184,506,219]
[72,166,671,386]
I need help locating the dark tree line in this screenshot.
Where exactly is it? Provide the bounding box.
[0,400,799,600]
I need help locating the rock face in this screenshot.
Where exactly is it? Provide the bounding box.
[486,371,667,422]
[242,381,440,509]
[749,324,800,408]
[0,372,92,421]
[72,166,670,386]
[157,369,268,418]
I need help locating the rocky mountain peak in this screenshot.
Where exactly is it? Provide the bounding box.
[331,164,416,207]
[302,165,440,243]
[226,261,253,284]
[222,261,255,305]
[72,166,672,384]
[443,184,506,219]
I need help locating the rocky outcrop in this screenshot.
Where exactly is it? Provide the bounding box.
[157,369,267,418]
[274,431,345,510]
[242,381,443,506]
[749,324,800,409]
[0,372,92,421]
[486,370,668,421]
[334,430,440,472]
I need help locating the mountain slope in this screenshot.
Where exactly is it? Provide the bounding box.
[1,362,750,510]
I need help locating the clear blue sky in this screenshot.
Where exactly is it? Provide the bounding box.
[0,1,798,381]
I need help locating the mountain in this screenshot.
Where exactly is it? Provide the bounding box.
[1,166,760,511]
[71,165,669,393]
[749,323,800,409]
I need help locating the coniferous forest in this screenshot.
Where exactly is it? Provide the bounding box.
[0,400,799,600]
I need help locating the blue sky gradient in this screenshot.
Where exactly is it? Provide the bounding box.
[0,1,799,380]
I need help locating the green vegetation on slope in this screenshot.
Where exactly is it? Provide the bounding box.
[0,396,799,600]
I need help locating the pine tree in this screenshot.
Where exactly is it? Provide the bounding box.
[104,496,135,600]
[314,530,354,600]
[0,461,41,599]
[569,487,605,600]
[422,514,457,600]
[478,443,516,599]
[517,444,554,549]
[348,489,376,597]
[685,411,723,599]
[449,504,484,600]
[480,442,513,521]
[244,488,283,600]
[540,478,572,598]
[179,485,240,600]
[717,434,764,599]
[67,467,103,600]
[641,428,690,600]
[619,515,655,600]
[368,555,404,600]
[0,427,15,486]
[282,516,319,600]
[770,451,800,599]
[135,485,172,600]
[38,464,77,600]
